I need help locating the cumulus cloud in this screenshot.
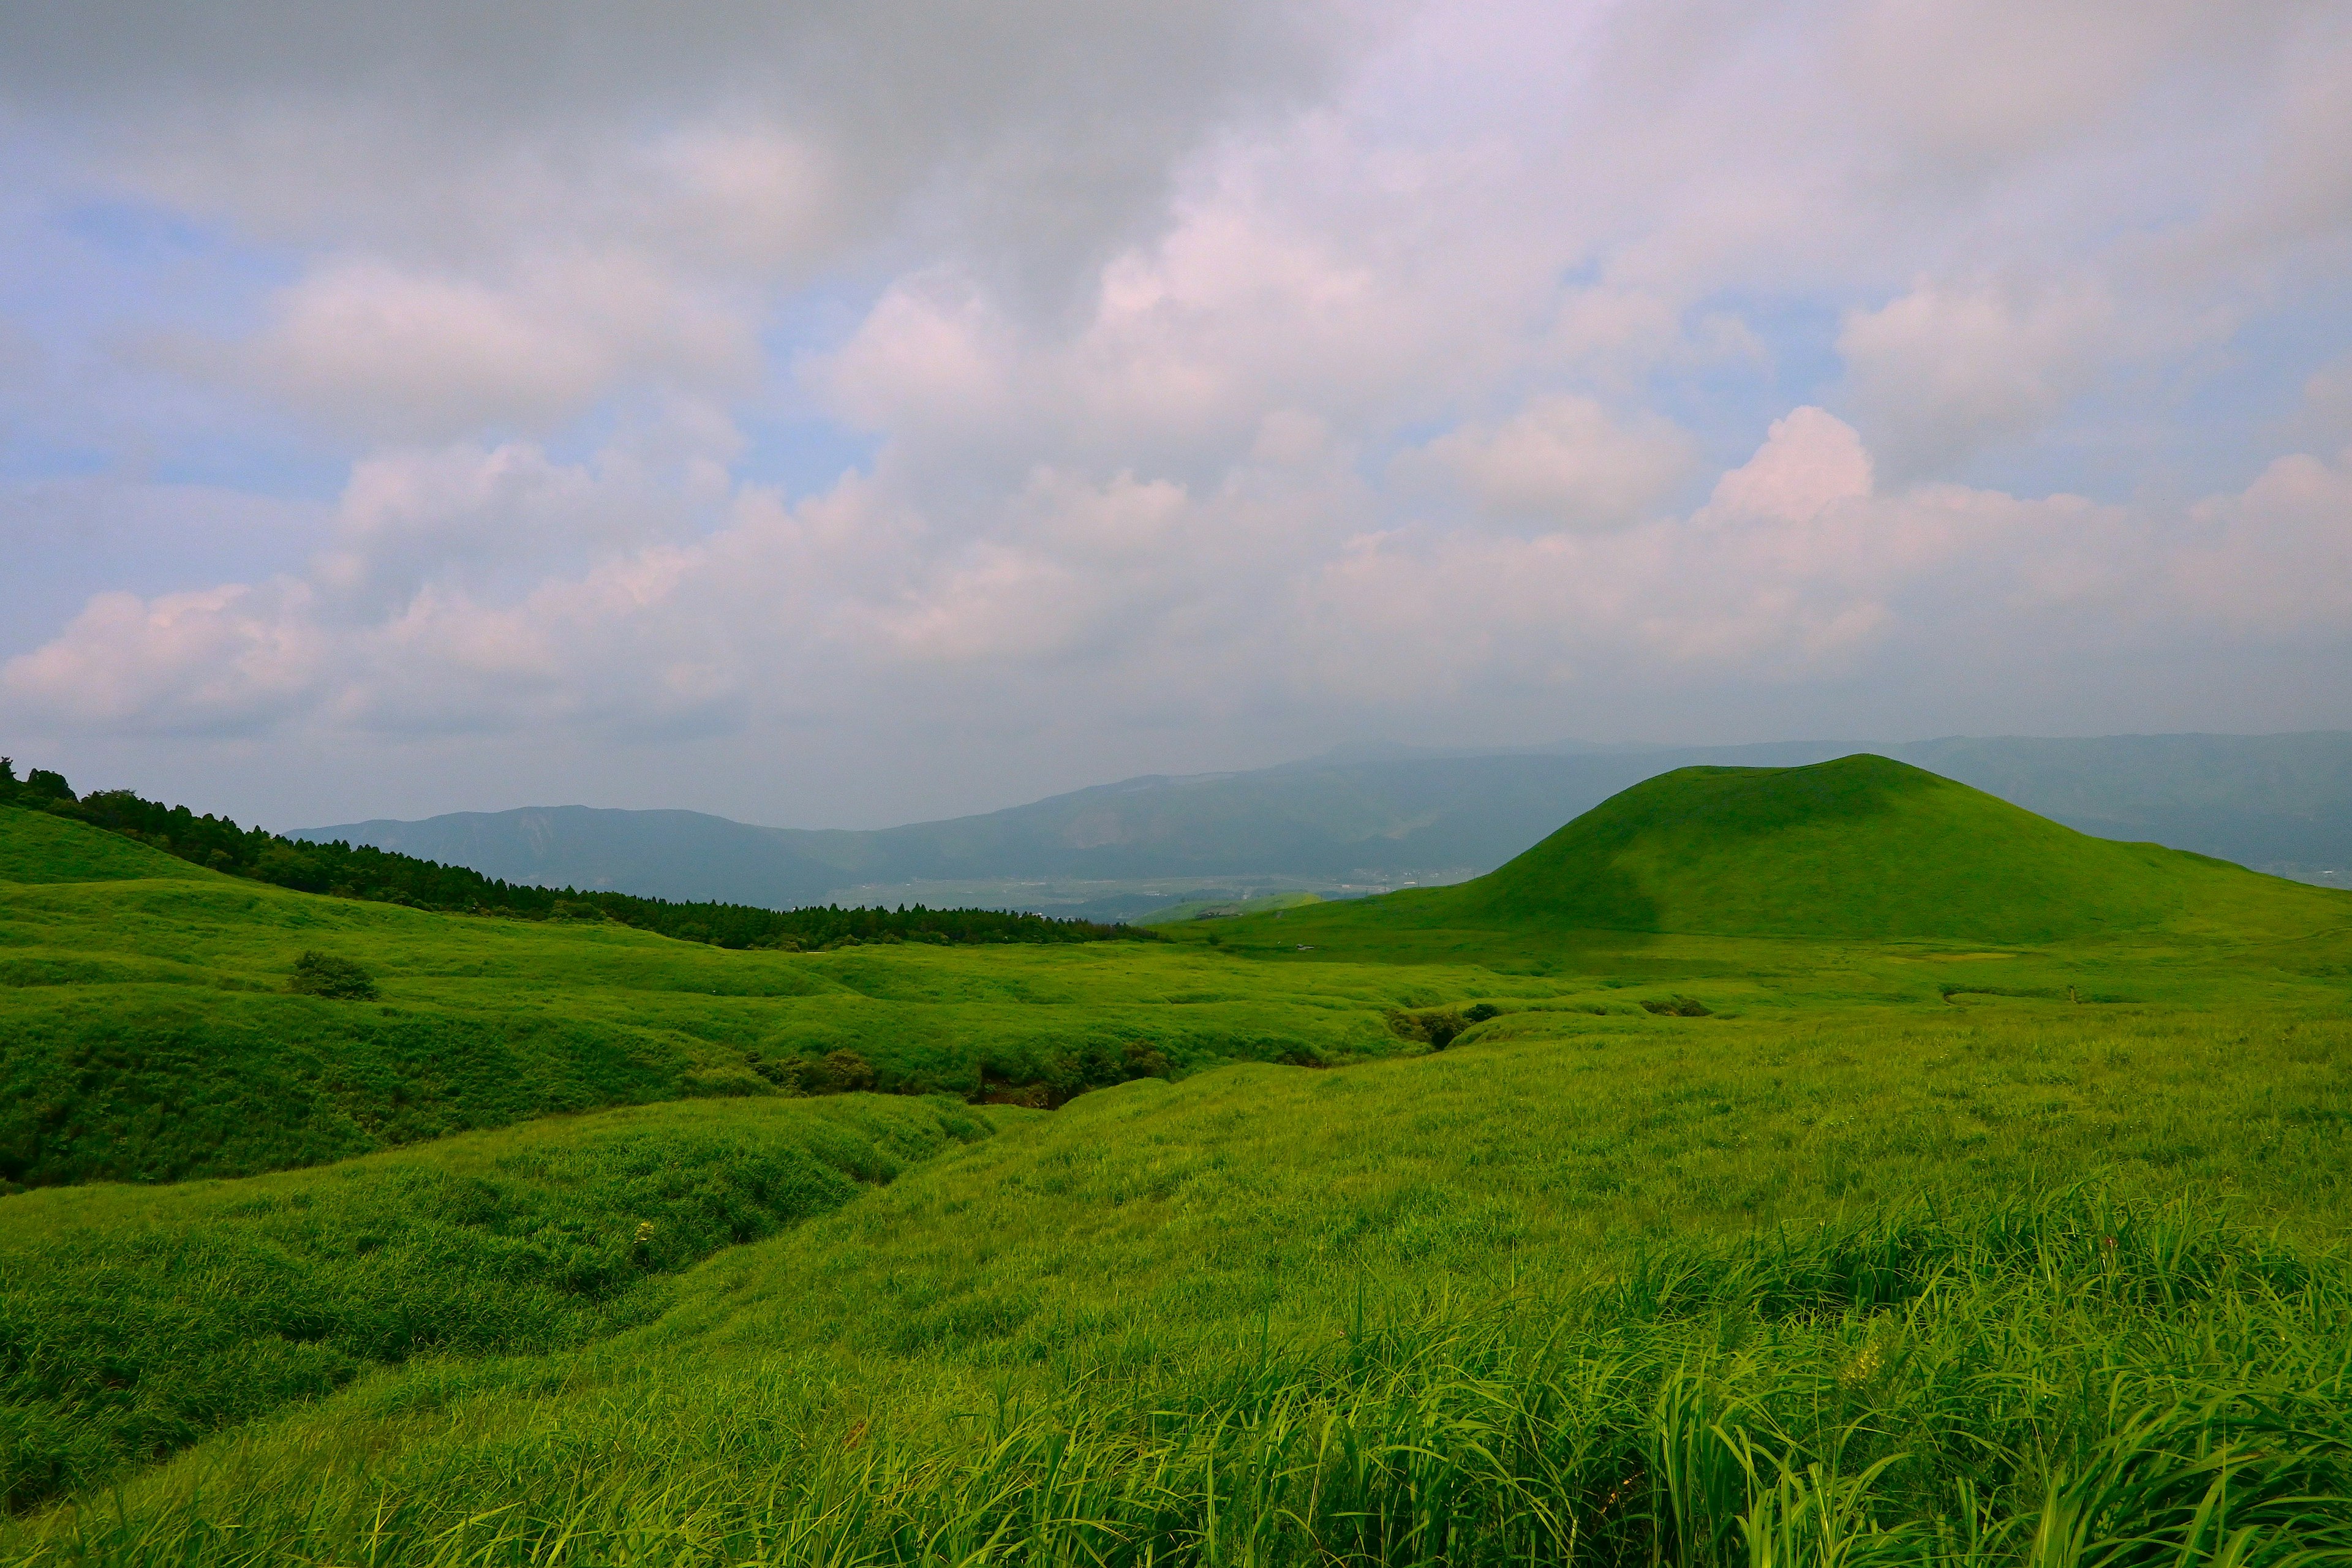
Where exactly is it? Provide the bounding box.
[1702,408,1875,524]
[2,581,329,737]
[13,408,2348,782]
[1408,396,1698,530]
[1838,276,2122,475]
[2169,448,2352,636]
[228,256,759,442]
[9,2,1385,441]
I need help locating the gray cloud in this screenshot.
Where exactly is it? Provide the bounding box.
[4,2,1381,290]
[3,0,2350,828]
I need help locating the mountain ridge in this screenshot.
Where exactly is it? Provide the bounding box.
[295,731,2352,911]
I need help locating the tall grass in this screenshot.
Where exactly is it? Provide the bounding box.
[11,1189,2349,1565]
[0,1096,995,1512]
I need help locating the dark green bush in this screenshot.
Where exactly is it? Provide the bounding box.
[826,1050,877,1092]
[1388,1008,1467,1050]
[287,951,379,1001]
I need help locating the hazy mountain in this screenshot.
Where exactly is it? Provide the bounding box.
[296,732,2352,911]
[1896,734,2352,879]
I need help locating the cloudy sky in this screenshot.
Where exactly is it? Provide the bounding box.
[4,1,2350,829]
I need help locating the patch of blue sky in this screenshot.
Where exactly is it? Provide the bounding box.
[1621,290,1849,513]
[729,411,882,502]
[56,197,260,267]
[1,183,333,497]
[1950,296,2352,507]
[1327,289,1850,526]
[9,195,295,347]
[726,290,891,501]
[0,476,328,655]
[2198,296,2352,462]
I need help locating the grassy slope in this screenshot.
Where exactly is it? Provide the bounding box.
[0,808,209,887]
[1,809,1487,1186]
[0,1093,1006,1509]
[9,986,2351,1560]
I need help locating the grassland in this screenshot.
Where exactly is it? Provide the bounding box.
[1140,889,1325,922]
[7,997,2350,1563]
[5,758,2352,1562]
[0,1095,1002,1510]
[1,805,1466,1185]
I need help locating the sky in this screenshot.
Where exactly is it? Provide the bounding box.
[3,0,2350,831]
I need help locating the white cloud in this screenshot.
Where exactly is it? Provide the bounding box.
[18,2,1386,442]
[1409,395,1697,530]
[1702,408,1875,524]
[15,409,2348,772]
[1,581,328,736]
[1838,276,2120,475]
[227,255,758,442]
[314,437,722,615]
[2170,448,2352,636]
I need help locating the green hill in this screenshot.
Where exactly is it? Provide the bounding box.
[1265,755,2339,948]
[0,804,212,885]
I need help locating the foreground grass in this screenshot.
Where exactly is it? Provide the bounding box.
[0,1095,1003,1510]
[21,1191,2336,1566]
[9,999,2352,1562]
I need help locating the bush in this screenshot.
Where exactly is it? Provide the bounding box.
[1641,995,1713,1017]
[821,1050,877,1093]
[1389,1008,1467,1050]
[288,951,380,1001]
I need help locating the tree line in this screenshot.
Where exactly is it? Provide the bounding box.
[0,758,1155,949]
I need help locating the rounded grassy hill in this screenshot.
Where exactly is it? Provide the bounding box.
[1256,755,2342,946]
[0,804,213,885]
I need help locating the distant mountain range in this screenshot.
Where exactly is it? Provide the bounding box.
[295,732,2352,916]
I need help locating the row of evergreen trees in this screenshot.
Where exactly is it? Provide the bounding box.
[0,758,1153,949]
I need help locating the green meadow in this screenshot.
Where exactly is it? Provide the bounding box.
[5,756,2352,1563]
[0,803,1455,1185]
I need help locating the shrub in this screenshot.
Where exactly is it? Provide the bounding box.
[287,951,380,1001]
[1388,1007,1468,1050]
[821,1050,877,1093]
[1641,995,1712,1017]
